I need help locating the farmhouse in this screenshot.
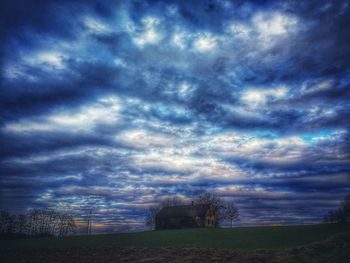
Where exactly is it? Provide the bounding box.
[155,204,217,230]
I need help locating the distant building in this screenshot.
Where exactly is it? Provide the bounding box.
[155,204,217,230]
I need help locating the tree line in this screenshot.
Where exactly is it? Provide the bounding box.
[323,193,350,223]
[146,193,239,229]
[0,209,76,237]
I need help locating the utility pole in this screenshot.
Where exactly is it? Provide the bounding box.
[87,209,93,235]
[89,209,92,234]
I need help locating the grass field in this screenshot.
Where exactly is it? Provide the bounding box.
[1,222,349,251]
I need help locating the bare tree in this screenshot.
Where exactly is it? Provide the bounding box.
[26,209,76,236]
[161,196,184,207]
[145,206,161,230]
[0,209,76,237]
[195,192,226,227]
[0,211,12,234]
[324,193,350,223]
[341,193,350,221]
[12,214,26,234]
[57,212,76,237]
[65,214,77,235]
[326,210,338,223]
[27,209,50,236]
[323,211,331,223]
[336,208,346,222]
[224,201,239,227]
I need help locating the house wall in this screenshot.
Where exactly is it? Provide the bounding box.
[205,210,216,227]
[155,208,217,230]
[156,216,203,230]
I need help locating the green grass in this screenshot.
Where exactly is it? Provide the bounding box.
[1,223,349,251]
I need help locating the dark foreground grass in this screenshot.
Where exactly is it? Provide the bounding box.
[1,223,349,251]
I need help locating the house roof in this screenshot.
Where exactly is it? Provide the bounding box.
[156,204,211,218]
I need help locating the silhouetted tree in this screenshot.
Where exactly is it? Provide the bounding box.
[12,214,26,234]
[0,211,13,234]
[341,193,350,221]
[324,193,350,223]
[323,210,336,223]
[224,201,239,227]
[26,209,76,236]
[335,208,346,223]
[1,209,76,237]
[145,206,161,230]
[195,192,226,227]
[161,196,184,207]
[57,212,76,237]
[27,209,41,236]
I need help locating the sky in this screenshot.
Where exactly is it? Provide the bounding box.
[0,0,350,233]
